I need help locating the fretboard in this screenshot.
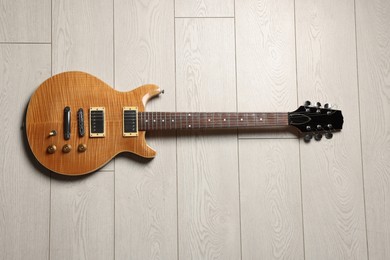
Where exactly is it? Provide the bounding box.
[138,112,288,131]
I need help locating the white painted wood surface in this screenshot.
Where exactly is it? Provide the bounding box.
[0,0,50,42]
[176,18,241,259]
[114,0,177,259]
[356,0,390,259]
[175,0,234,17]
[0,44,51,260]
[1,0,390,259]
[50,0,114,259]
[296,0,367,259]
[240,139,304,259]
[236,0,298,138]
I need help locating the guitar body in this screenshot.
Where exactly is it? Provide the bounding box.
[26,71,343,176]
[26,71,159,175]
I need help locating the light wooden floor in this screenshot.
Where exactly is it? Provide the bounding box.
[1,0,389,259]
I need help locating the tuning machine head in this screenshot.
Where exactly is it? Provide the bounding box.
[325,132,333,139]
[314,133,322,141]
[304,133,313,142]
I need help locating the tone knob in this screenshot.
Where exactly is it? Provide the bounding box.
[47,145,57,154]
[62,144,72,153]
[78,144,87,152]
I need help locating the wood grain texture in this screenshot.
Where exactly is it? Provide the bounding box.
[0,0,50,42]
[0,44,51,259]
[114,0,177,259]
[295,0,368,258]
[26,72,161,175]
[50,173,114,260]
[175,0,234,17]
[239,139,304,259]
[356,0,390,258]
[235,0,298,139]
[50,0,114,259]
[52,0,114,170]
[176,18,240,259]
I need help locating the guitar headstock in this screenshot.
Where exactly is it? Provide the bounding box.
[289,101,343,142]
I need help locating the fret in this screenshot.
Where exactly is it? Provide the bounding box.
[147,112,150,130]
[253,113,257,127]
[169,113,171,130]
[182,113,184,129]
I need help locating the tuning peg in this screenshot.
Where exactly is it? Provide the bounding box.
[325,132,333,139]
[324,103,329,109]
[304,100,311,107]
[327,124,333,130]
[304,133,313,142]
[314,133,322,141]
[316,102,321,108]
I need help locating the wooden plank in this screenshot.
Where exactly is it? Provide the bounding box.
[175,0,234,17]
[114,0,177,259]
[52,0,114,171]
[235,0,298,139]
[0,44,51,259]
[176,18,240,259]
[0,0,50,42]
[355,0,390,258]
[50,0,114,259]
[239,139,304,259]
[50,174,114,259]
[295,0,368,258]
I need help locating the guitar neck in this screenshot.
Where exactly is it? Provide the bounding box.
[138,112,289,131]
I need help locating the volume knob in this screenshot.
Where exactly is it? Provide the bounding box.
[47,145,57,154]
[78,144,87,152]
[62,144,72,153]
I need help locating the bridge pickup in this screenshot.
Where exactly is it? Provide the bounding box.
[89,107,105,137]
[123,107,138,137]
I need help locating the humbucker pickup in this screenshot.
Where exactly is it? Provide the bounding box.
[123,107,138,137]
[90,107,105,137]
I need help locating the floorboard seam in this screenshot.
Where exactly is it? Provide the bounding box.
[353,0,370,259]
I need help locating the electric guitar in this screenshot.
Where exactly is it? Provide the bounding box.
[25,72,343,176]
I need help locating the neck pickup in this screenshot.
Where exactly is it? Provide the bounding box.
[89,107,105,137]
